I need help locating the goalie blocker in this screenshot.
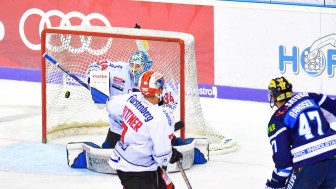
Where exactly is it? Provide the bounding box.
[88,70,110,107]
[66,137,209,174]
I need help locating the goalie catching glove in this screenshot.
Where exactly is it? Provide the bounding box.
[88,70,110,105]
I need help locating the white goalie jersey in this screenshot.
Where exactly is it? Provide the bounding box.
[107,92,175,172]
[86,59,179,135]
[86,59,137,135]
[86,59,136,96]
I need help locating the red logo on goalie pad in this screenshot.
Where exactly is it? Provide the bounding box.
[82,145,90,152]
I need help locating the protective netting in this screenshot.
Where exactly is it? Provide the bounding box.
[41,26,232,151]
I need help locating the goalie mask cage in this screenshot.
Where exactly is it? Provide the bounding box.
[41,26,226,147]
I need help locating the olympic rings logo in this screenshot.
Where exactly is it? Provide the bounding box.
[19,8,113,55]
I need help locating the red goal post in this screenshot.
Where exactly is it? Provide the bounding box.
[41,26,232,152]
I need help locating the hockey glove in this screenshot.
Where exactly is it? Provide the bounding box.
[132,88,140,92]
[265,179,286,189]
[169,147,183,164]
[90,87,109,104]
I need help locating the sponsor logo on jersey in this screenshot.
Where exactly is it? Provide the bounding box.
[112,83,124,91]
[293,150,306,158]
[298,139,336,156]
[161,103,177,111]
[127,94,153,122]
[163,109,172,126]
[112,76,125,92]
[276,106,289,117]
[109,63,122,69]
[268,124,276,134]
[113,76,125,84]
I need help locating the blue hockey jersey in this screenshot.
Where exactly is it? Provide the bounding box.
[267,92,336,182]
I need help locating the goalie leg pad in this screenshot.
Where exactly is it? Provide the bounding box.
[168,139,196,173]
[172,137,209,164]
[67,142,101,168]
[66,142,117,174]
[71,151,87,168]
[193,148,207,164]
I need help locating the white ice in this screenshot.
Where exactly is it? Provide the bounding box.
[0,79,275,189]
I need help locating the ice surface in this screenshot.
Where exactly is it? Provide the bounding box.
[0,79,275,189]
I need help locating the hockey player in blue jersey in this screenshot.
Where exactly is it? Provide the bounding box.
[265,76,336,189]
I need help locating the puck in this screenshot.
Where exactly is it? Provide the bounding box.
[65,91,70,98]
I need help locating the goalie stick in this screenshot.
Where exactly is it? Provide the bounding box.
[177,160,192,189]
[43,53,89,90]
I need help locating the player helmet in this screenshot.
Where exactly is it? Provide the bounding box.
[128,51,153,86]
[139,70,164,98]
[268,76,293,108]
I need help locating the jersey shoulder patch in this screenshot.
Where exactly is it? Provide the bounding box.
[267,123,277,135]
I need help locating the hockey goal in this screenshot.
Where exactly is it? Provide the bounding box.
[41,26,237,153]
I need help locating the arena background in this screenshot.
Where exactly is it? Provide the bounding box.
[1,0,336,102]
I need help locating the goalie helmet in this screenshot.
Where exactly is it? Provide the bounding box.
[139,70,164,98]
[128,51,153,86]
[268,76,293,108]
